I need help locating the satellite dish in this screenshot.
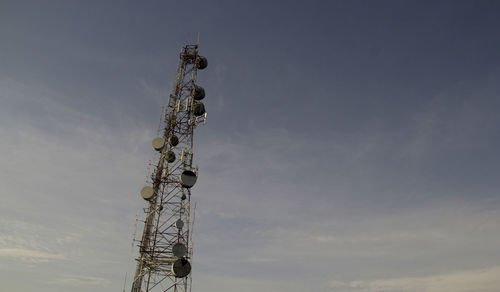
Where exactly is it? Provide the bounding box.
[140,186,155,200]
[179,170,197,188]
[171,258,191,278]
[172,242,187,257]
[169,135,179,146]
[166,151,176,163]
[195,56,208,70]
[175,219,184,229]
[152,137,165,151]
[192,85,205,100]
[192,102,205,117]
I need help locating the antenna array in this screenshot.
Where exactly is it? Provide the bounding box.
[131,44,208,292]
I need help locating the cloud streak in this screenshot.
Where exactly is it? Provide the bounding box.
[48,275,111,287]
[330,266,500,292]
[0,248,65,262]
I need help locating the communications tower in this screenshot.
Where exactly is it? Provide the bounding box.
[130,44,208,292]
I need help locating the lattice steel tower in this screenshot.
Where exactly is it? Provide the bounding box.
[130,44,208,292]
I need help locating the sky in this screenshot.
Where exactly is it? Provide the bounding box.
[1,0,500,291]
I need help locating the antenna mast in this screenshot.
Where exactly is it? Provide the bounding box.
[130,44,208,292]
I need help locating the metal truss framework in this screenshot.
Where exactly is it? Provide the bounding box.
[131,45,207,292]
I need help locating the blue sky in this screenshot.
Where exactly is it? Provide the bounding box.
[1,1,500,291]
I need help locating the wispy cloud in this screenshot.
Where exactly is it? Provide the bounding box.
[195,199,500,284]
[0,248,65,263]
[48,275,111,287]
[329,266,500,292]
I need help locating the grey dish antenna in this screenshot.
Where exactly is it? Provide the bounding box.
[192,102,205,116]
[166,151,176,163]
[169,135,179,146]
[192,85,205,100]
[195,56,208,69]
[179,170,197,188]
[172,243,187,257]
[171,258,191,278]
[175,219,184,229]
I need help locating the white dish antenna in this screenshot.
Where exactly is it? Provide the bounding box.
[152,137,165,151]
[140,186,155,200]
